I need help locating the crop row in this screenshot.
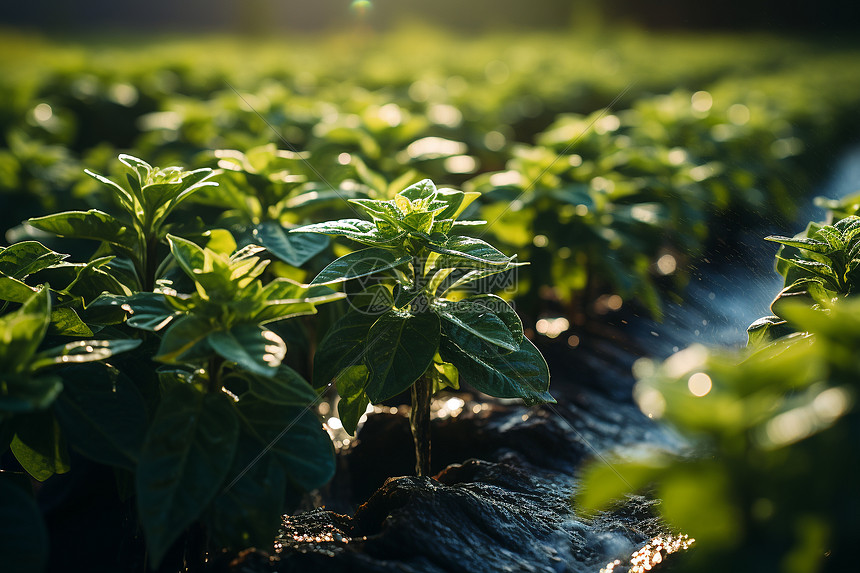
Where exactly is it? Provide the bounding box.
[2,29,860,570]
[3,31,860,324]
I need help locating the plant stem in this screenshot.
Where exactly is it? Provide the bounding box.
[144,234,159,293]
[410,371,432,477]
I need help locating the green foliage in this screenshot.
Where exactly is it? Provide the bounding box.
[748,215,860,345]
[0,288,140,422]
[203,145,332,267]
[29,154,217,290]
[295,179,551,436]
[136,380,239,566]
[1,152,345,568]
[2,26,860,571]
[467,86,814,319]
[97,232,342,563]
[579,208,860,570]
[579,301,860,570]
[122,234,342,375]
[0,240,119,336]
[0,287,140,572]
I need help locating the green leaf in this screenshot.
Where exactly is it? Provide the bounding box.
[255,280,344,324]
[775,256,840,288]
[53,364,147,470]
[0,274,38,303]
[440,335,553,405]
[155,315,214,364]
[245,364,310,405]
[28,210,137,255]
[438,189,481,220]
[208,325,286,377]
[765,236,831,254]
[310,247,410,286]
[436,295,523,352]
[401,211,435,234]
[136,384,239,567]
[123,292,179,331]
[349,198,402,225]
[364,310,440,402]
[0,287,51,372]
[747,316,791,346]
[336,365,370,435]
[143,168,217,227]
[63,256,132,303]
[119,154,153,188]
[0,241,67,279]
[11,410,71,481]
[32,338,142,371]
[313,307,379,390]
[291,219,404,247]
[658,462,742,546]
[252,221,330,267]
[0,475,48,573]
[427,236,515,268]
[166,234,208,279]
[576,457,665,514]
[770,279,834,318]
[0,373,62,415]
[48,307,93,337]
[440,265,518,296]
[235,393,335,491]
[399,179,437,202]
[82,293,135,326]
[432,359,459,392]
[209,436,287,550]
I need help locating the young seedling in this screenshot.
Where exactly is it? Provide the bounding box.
[28,154,218,291]
[118,233,344,565]
[294,179,553,476]
[748,215,860,345]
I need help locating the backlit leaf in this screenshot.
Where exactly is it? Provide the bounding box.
[440,335,553,405]
[310,247,410,285]
[208,325,286,378]
[364,310,440,402]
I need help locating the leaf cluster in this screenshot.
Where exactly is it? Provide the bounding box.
[28,155,217,290]
[748,215,860,345]
[294,179,552,434]
[1,154,345,570]
[578,298,860,572]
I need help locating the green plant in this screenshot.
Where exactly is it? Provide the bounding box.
[110,233,343,564]
[0,239,120,336]
[578,208,860,571]
[578,298,860,572]
[28,154,217,291]
[747,215,860,345]
[193,144,332,268]
[294,179,552,475]
[815,189,860,222]
[0,154,347,570]
[0,287,141,572]
[466,107,710,320]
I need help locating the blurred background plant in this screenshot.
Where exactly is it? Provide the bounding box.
[2,25,859,330]
[577,194,860,572]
